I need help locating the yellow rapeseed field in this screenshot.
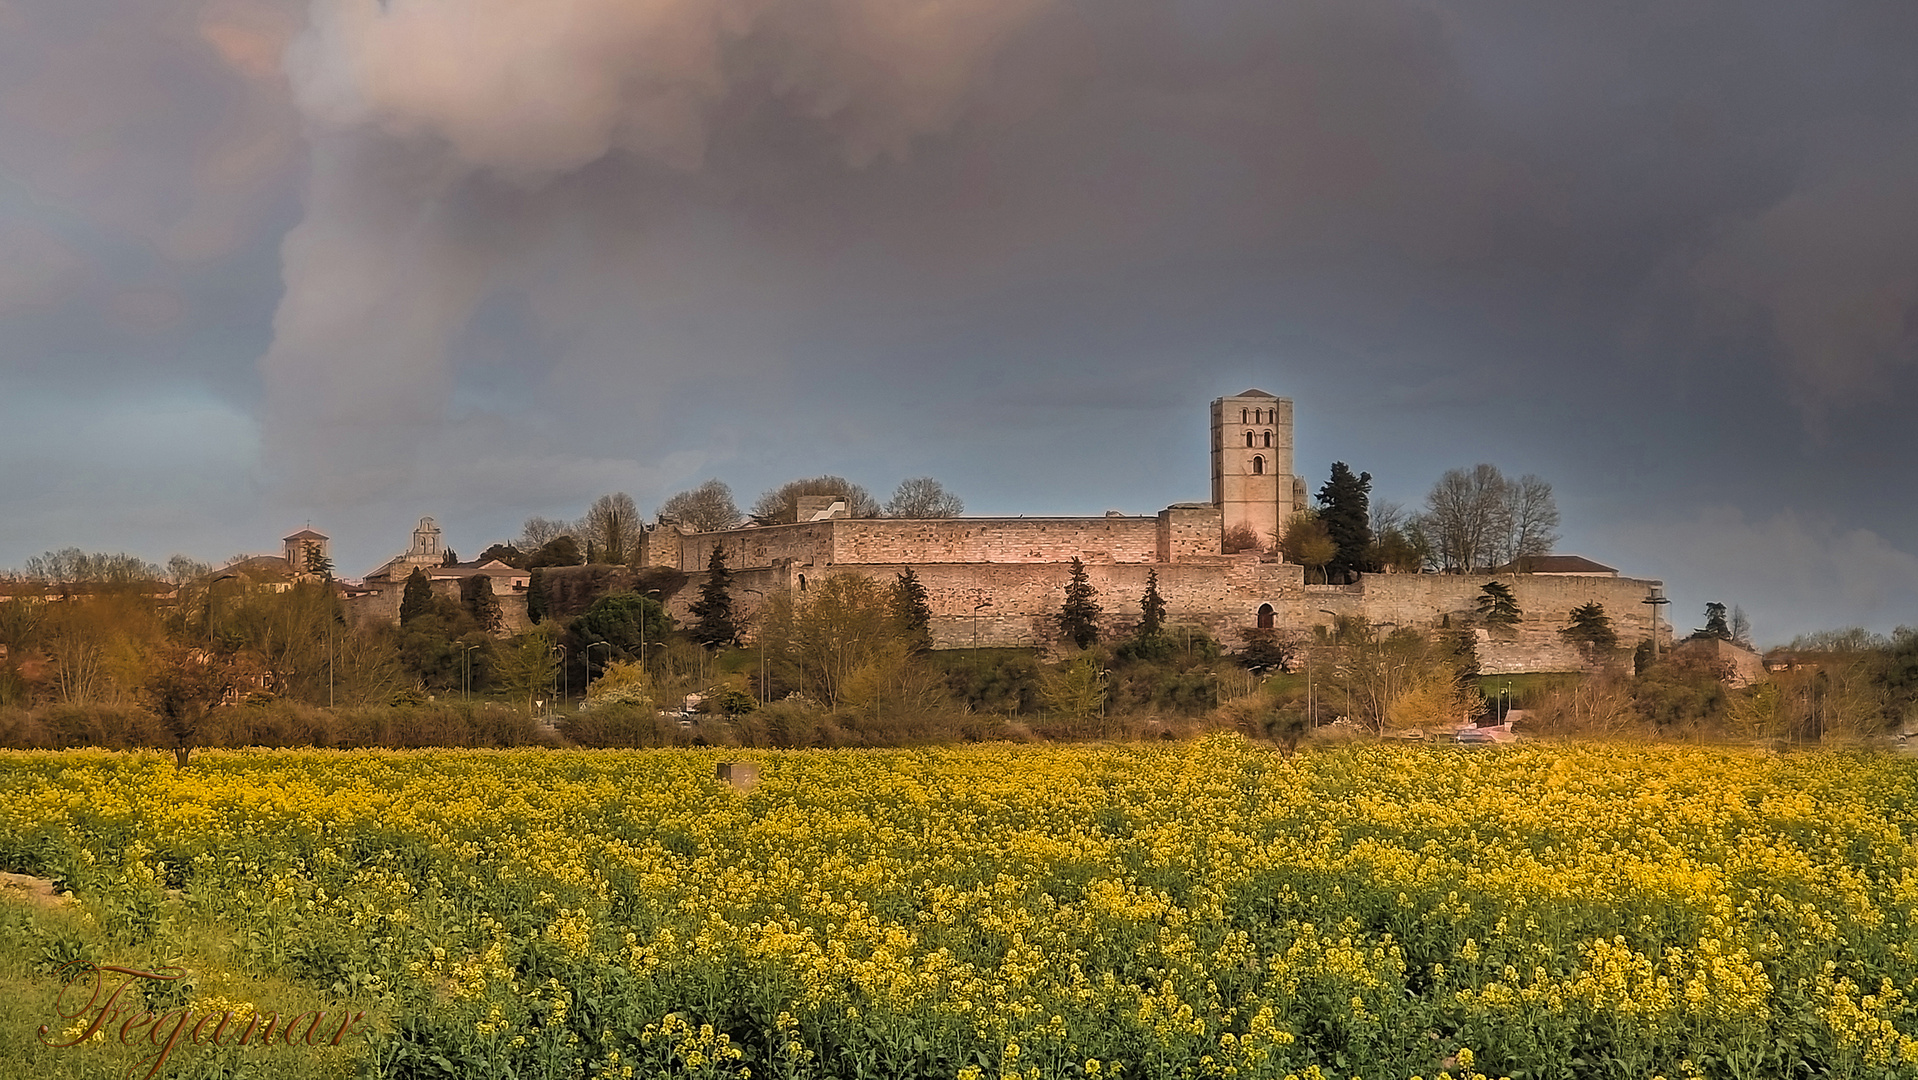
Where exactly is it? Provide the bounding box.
[3,736,1917,1079]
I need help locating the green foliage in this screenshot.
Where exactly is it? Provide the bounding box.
[1042,653,1107,728]
[936,649,1041,714]
[1560,601,1618,650]
[399,568,435,626]
[1056,557,1102,650]
[1315,461,1373,580]
[477,543,527,568]
[140,646,236,765]
[1277,510,1337,582]
[1695,601,1731,641]
[690,545,738,648]
[573,591,672,668]
[525,535,584,569]
[460,574,504,632]
[889,566,934,654]
[1475,580,1521,627]
[493,626,561,710]
[1235,627,1296,672]
[1138,569,1167,637]
[301,541,333,581]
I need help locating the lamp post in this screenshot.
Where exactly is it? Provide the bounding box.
[638,588,662,673]
[1642,585,1670,660]
[741,587,766,706]
[585,641,612,693]
[463,643,481,700]
[971,591,993,658]
[552,644,567,711]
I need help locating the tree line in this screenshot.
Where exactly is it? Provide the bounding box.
[1238,461,1562,581]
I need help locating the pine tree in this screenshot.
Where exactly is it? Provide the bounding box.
[1696,602,1731,641]
[441,548,460,567]
[1315,462,1373,580]
[690,544,738,648]
[890,566,933,653]
[1475,580,1521,628]
[1057,557,1102,649]
[462,574,504,632]
[399,568,435,626]
[302,541,334,581]
[1139,568,1167,637]
[1560,602,1617,649]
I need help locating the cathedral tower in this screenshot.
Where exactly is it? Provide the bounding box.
[1210,389,1304,550]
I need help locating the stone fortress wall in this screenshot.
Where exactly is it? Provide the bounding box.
[344,388,1664,673]
[638,474,1664,671]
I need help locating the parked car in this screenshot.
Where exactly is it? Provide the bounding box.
[1453,728,1498,746]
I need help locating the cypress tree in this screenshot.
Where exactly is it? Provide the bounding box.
[1316,462,1373,581]
[1057,557,1102,649]
[399,568,434,626]
[690,544,738,648]
[1139,568,1167,637]
[890,566,934,653]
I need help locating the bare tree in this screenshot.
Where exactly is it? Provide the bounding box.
[751,476,880,523]
[658,479,741,532]
[1506,474,1560,567]
[580,493,641,563]
[166,555,211,586]
[884,477,964,518]
[1417,464,1556,573]
[518,516,572,550]
[1419,466,1502,572]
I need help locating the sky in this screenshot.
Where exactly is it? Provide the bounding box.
[3,0,1917,647]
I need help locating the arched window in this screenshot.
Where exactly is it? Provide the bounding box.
[1252,456,1265,475]
[1241,408,1248,423]
[1262,431,1271,447]
[798,574,807,591]
[1257,603,1275,629]
[1245,432,1255,447]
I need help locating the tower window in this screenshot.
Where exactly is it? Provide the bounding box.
[1252,456,1265,474]
[1241,408,1248,423]
[1262,431,1271,447]
[1245,432,1255,447]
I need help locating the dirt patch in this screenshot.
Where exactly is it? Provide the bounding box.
[0,872,68,909]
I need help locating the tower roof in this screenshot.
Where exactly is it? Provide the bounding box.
[1235,388,1278,398]
[284,528,328,541]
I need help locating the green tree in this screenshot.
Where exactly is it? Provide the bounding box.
[1139,569,1167,637]
[690,544,738,648]
[1476,581,1521,628]
[1316,462,1373,581]
[1057,557,1102,649]
[494,626,561,712]
[1695,602,1731,641]
[1042,654,1107,733]
[300,541,334,581]
[889,566,934,653]
[1277,511,1336,583]
[441,548,460,567]
[143,646,236,767]
[399,568,435,626]
[462,575,504,632]
[1560,601,1618,650]
[574,592,672,669]
[476,543,527,568]
[525,535,584,570]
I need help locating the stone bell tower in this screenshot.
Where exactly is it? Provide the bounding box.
[1210,389,1304,550]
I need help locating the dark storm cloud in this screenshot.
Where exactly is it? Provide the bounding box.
[4,0,1918,638]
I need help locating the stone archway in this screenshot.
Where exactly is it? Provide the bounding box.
[1256,603,1275,629]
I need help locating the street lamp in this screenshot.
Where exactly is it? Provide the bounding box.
[585,641,612,691]
[463,644,481,700]
[741,587,767,706]
[1642,585,1670,660]
[638,588,663,672]
[552,644,567,709]
[971,591,993,658]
